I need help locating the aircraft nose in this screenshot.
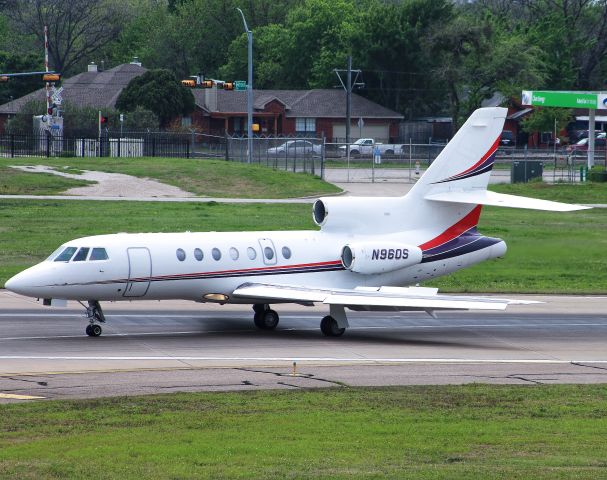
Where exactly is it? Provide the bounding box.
[5,270,35,296]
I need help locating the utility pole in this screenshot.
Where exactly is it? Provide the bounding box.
[237,8,253,164]
[334,57,364,181]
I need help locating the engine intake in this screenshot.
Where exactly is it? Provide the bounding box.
[341,242,422,275]
[312,197,404,232]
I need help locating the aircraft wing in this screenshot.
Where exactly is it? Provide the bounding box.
[232,282,539,312]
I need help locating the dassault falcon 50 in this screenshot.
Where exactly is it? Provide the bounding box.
[5,107,589,337]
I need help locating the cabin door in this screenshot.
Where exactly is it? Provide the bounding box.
[258,238,277,266]
[124,247,152,297]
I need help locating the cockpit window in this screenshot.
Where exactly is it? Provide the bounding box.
[72,247,90,262]
[54,246,77,262]
[89,248,109,261]
[46,246,65,261]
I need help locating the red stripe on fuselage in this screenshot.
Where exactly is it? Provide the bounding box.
[149,259,344,281]
[418,205,483,251]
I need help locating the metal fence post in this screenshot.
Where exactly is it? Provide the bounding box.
[10,134,14,158]
[46,133,50,157]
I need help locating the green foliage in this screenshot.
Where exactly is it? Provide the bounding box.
[588,166,607,183]
[521,108,573,139]
[115,69,194,126]
[4,100,159,133]
[0,51,43,105]
[4,0,607,128]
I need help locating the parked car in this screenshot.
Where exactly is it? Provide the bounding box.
[266,140,322,157]
[566,134,607,154]
[338,138,405,157]
[499,130,515,147]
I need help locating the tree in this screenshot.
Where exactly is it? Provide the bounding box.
[5,0,131,74]
[429,11,546,128]
[351,0,453,117]
[116,69,194,127]
[0,51,43,105]
[522,0,607,89]
[521,107,573,143]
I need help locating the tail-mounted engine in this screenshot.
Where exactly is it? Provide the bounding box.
[313,197,404,233]
[341,242,422,275]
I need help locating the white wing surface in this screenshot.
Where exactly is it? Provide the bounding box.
[232,282,539,312]
[425,190,590,212]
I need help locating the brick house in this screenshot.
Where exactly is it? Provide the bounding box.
[189,88,403,142]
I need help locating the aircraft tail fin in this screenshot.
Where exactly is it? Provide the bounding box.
[408,107,506,199]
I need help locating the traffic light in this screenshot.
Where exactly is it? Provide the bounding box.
[100,115,109,124]
[42,73,61,82]
[181,79,196,88]
[0,75,9,83]
[223,82,234,91]
[201,80,213,88]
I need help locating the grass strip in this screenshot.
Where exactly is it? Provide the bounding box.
[0,385,606,479]
[0,157,341,198]
[1,184,605,293]
[0,165,92,194]
[0,200,313,282]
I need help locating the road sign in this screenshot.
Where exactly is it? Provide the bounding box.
[234,80,247,91]
[522,90,606,109]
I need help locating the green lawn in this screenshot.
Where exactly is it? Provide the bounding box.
[0,165,93,194]
[0,157,341,198]
[1,182,605,292]
[1,385,606,479]
[1,196,605,293]
[0,200,313,283]
[429,206,607,293]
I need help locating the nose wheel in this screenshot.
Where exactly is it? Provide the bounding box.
[85,324,103,337]
[82,300,106,337]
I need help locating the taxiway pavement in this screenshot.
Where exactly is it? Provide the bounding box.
[0,292,606,402]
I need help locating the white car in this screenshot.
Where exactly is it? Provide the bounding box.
[266,140,322,157]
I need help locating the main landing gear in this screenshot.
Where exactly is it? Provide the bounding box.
[252,303,349,337]
[253,303,280,330]
[82,300,106,337]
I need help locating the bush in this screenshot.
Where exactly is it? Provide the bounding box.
[588,166,607,182]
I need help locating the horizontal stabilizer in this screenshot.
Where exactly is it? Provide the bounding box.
[233,283,540,312]
[425,190,590,212]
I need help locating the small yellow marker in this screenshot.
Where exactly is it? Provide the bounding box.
[292,361,297,376]
[0,393,45,400]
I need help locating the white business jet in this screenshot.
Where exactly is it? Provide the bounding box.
[5,107,588,337]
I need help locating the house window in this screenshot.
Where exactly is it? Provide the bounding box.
[296,118,316,135]
[233,117,244,134]
[181,116,192,127]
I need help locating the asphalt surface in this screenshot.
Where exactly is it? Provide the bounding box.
[1,292,606,402]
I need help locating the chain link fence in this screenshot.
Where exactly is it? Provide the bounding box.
[323,141,603,184]
[224,135,324,176]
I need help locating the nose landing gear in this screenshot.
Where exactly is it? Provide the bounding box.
[82,300,106,337]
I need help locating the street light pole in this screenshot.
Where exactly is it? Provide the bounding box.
[237,8,253,164]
